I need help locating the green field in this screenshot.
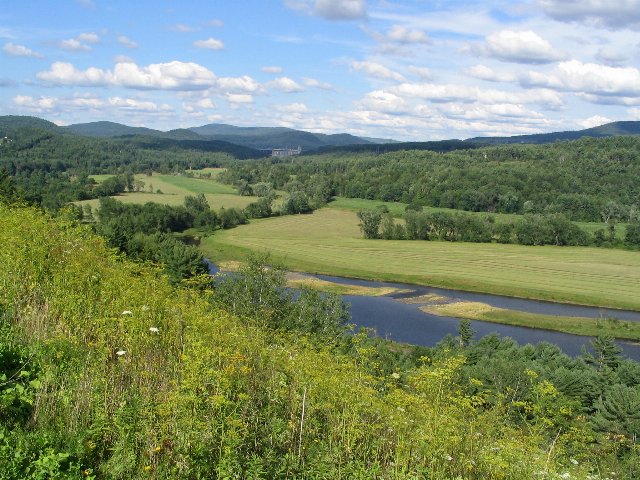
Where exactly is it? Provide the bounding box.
[327,197,626,238]
[201,208,640,311]
[81,173,257,210]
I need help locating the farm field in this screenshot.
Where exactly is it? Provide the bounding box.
[201,207,640,311]
[79,173,257,210]
[327,197,628,238]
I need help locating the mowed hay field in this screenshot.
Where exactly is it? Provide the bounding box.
[79,173,257,210]
[202,208,640,311]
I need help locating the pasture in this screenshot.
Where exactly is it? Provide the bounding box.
[201,207,640,311]
[81,173,257,210]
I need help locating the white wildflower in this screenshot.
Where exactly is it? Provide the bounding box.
[116,350,126,356]
[445,454,453,461]
[560,473,571,479]
[570,458,579,465]
[121,310,133,316]
[149,327,160,334]
[141,305,150,311]
[391,372,400,379]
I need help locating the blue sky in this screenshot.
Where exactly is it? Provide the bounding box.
[2,0,640,140]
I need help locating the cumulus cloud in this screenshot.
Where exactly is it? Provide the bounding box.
[194,37,224,50]
[3,42,44,58]
[170,23,198,33]
[465,65,516,83]
[285,0,366,20]
[13,94,173,114]
[37,61,220,90]
[521,60,640,99]
[183,97,217,113]
[357,90,408,114]
[268,76,304,92]
[539,0,640,30]
[303,77,333,89]
[351,61,405,82]
[577,115,612,128]
[225,93,254,104]
[482,30,565,64]
[58,32,100,51]
[407,66,432,80]
[277,102,309,113]
[217,75,262,93]
[262,66,283,74]
[117,35,138,49]
[386,25,430,44]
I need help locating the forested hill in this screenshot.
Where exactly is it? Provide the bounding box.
[467,120,640,144]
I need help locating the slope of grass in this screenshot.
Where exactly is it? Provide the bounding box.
[0,203,593,479]
[201,208,640,311]
[81,173,257,210]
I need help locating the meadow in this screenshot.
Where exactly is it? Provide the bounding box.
[79,173,257,210]
[201,207,640,311]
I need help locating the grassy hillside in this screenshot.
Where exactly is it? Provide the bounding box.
[201,208,640,310]
[78,173,258,210]
[1,203,613,478]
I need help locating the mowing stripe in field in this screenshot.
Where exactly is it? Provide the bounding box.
[201,208,640,311]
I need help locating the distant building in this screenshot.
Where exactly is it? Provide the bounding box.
[267,146,302,157]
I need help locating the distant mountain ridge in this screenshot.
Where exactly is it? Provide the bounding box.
[466,121,640,144]
[4,116,640,155]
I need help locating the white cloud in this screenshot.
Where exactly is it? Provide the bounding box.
[482,30,565,64]
[629,107,640,119]
[12,94,172,114]
[37,61,219,90]
[269,76,304,92]
[59,38,91,52]
[351,61,405,82]
[286,0,366,20]
[521,60,640,98]
[225,93,254,104]
[539,0,640,30]
[117,35,138,49]
[170,23,197,33]
[357,90,408,114]
[386,25,429,44]
[183,97,217,112]
[595,47,629,66]
[194,37,224,50]
[577,115,612,128]
[262,66,283,74]
[217,75,261,93]
[77,32,100,44]
[3,42,44,58]
[303,77,333,89]
[407,66,432,80]
[465,65,516,83]
[278,102,309,113]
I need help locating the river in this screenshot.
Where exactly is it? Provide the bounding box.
[206,261,640,360]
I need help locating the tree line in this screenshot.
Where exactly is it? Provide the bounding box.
[221,135,640,223]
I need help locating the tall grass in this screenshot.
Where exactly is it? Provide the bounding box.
[0,203,616,478]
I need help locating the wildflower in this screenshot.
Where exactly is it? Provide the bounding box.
[144,465,152,472]
[154,446,162,453]
[122,310,133,316]
[570,458,579,465]
[560,473,571,479]
[149,327,160,334]
[445,454,453,461]
[142,305,150,311]
[116,350,126,356]
[391,372,400,379]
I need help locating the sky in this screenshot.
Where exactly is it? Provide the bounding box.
[1,0,640,141]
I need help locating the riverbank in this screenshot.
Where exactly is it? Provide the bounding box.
[200,208,640,311]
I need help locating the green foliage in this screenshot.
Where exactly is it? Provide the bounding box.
[281,191,312,214]
[1,203,639,478]
[356,208,382,239]
[222,136,640,222]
